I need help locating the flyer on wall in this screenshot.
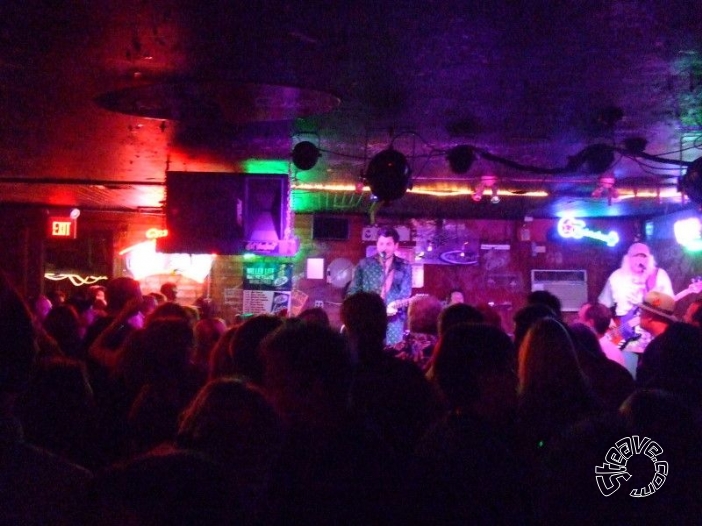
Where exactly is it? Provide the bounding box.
[242,261,293,315]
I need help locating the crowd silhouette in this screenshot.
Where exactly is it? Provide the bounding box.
[2,272,701,524]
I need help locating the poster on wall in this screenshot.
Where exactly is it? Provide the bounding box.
[410,219,481,265]
[242,261,293,315]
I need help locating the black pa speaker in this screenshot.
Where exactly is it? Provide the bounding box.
[157,172,288,254]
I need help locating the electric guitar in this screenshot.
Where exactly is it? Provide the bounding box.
[609,278,702,343]
[386,294,430,317]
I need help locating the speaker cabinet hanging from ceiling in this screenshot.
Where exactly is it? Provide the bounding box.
[157,172,288,254]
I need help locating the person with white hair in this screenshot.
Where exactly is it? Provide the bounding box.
[598,242,673,320]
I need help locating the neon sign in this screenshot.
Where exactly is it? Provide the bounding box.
[145,228,168,239]
[557,217,620,247]
[674,217,702,251]
[115,228,214,282]
[45,273,108,286]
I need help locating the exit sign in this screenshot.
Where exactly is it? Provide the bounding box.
[48,217,77,239]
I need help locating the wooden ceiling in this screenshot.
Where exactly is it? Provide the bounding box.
[1,1,701,219]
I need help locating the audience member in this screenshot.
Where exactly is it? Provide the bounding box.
[527,289,563,319]
[67,296,101,342]
[145,300,191,326]
[516,317,602,467]
[176,377,284,522]
[0,272,92,524]
[512,302,556,353]
[634,291,677,385]
[160,282,178,302]
[30,294,53,325]
[341,291,443,457]
[194,296,217,319]
[475,301,504,330]
[437,302,485,336]
[83,277,143,369]
[261,320,405,524]
[416,323,529,524]
[683,297,702,327]
[86,285,107,315]
[122,317,203,457]
[536,412,632,525]
[228,314,283,386]
[147,291,167,305]
[638,322,702,411]
[388,294,442,370]
[16,356,99,469]
[578,301,628,368]
[192,317,227,382]
[296,306,331,327]
[28,294,63,360]
[208,326,239,381]
[43,303,83,359]
[445,287,465,306]
[568,322,635,411]
[138,293,158,319]
[618,389,702,522]
[47,289,67,307]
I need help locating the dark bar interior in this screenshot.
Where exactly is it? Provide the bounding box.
[1,1,701,523]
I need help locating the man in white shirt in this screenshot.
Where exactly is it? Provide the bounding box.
[598,242,673,319]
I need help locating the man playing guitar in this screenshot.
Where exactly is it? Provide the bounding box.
[347,226,412,345]
[598,242,673,350]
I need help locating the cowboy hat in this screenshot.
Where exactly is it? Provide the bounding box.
[637,290,677,322]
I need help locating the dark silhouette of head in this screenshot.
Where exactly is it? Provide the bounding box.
[341,291,388,358]
[160,282,178,302]
[527,290,562,318]
[438,303,485,336]
[106,277,143,315]
[261,321,352,427]
[297,307,330,328]
[407,295,442,334]
[228,314,284,386]
[430,323,516,421]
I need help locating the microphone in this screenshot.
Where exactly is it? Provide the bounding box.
[380,251,387,259]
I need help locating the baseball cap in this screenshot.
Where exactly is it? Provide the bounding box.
[628,243,651,257]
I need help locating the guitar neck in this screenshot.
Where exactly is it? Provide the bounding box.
[392,297,412,308]
[675,287,697,302]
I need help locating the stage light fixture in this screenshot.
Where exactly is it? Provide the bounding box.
[680,157,702,206]
[291,141,321,170]
[472,183,484,202]
[447,145,475,174]
[364,147,412,202]
[568,144,615,174]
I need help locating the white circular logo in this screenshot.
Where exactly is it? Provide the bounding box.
[595,435,668,497]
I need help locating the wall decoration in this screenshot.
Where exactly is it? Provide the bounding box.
[411,219,481,265]
[242,261,293,315]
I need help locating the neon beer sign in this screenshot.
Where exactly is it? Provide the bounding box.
[557,216,619,247]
